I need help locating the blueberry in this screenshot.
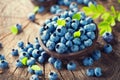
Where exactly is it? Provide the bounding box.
[76,0,83,4]
[55,43,67,54]
[83,0,90,5]
[72,8,79,13]
[27,57,36,66]
[35,70,43,76]
[82,57,94,66]
[66,40,73,47]
[102,32,113,43]
[68,10,75,18]
[34,37,39,43]
[79,44,85,50]
[38,56,45,64]
[16,60,23,68]
[80,19,87,26]
[84,24,96,32]
[0,54,5,60]
[17,41,24,48]
[27,48,34,56]
[16,24,22,32]
[54,59,62,70]
[103,44,113,54]
[52,16,59,21]
[34,43,40,49]
[19,52,30,59]
[86,31,95,40]
[65,32,73,40]
[39,47,44,52]
[69,2,78,10]
[86,68,94,76]
[40,30,50,41]
[64,0,72,6]
[26,42,33,48]
[71,22,78,30]
[65,17,71,28]
[73,38,81,45]
[32,49,40,58]
[30,75,39,80]
[60,37,67,44]
[50,33,60,43]
[48,57,57,64]
[56,26,67,37]
[48,71,58,80]
[56,9,64,14]
[85,17,93,24]
[80,35,88,41]
[11,49,19,56]
[79,28,85,35]
[63,11,69,18]
[41,51,49,59]
[0,60,8,69]
[80,12,86,20]
[46,40,55,50]
[67,62,76,71]
[70,45,79,52]
[38,6,45,13]
[50,5,60,14]
[44,19,51,24]
[45,23,55,33]
[92,50,101,61]
[94,67,102,77]
[68,29,75,34]
[57,0,64,5]
[28,13,35,21]
[28,66,34,74]
[84,39,93,47]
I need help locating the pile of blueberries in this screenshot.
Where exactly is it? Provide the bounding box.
[39,11,97,54]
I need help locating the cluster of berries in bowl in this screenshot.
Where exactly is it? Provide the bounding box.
[39,11,98,59]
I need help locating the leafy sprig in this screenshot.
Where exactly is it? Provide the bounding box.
[82,4,120,36]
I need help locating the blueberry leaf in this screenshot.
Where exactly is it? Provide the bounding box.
[33,6,39,13]
[117,13,120,21]
[97,5,106,13]
[73,31,81,38]
[82,7,93,15]
[57,19,66,26]
[118,0,120,3]
[31,65,41,71]
[21,57,28,65]
[89,3,97,12]
[101,12,110,20]
[92,13,101,19]
[110,6,116,17]
[72,13,81,20]
[98,21,112,36]
[11,25,18,35]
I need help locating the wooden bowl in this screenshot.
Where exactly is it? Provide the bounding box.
[31,0,57,7]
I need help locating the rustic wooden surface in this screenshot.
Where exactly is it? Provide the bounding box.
[0,0,120,80]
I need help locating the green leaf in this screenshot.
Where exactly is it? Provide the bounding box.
[21,57,28,65]
[110,6,116,17]
[73,31,81,38]
[33,6,39,13]
[101,12,110,20]
[110,17,116,26]
[98,21,112,36]
[89,3,97,12]
[92,13,101,19]
[11,25,18,35]
[82,7,93,15]
[118,0,120,3]
[117,13,120,21]
[72,13,81,20]
[97,5,106,13]
[31,65,41,71]
[57,19,66,26]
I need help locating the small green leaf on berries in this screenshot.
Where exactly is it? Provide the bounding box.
[31,65,41,71]
[11,25,18,35]
[21,57,28,65]
[57,19,66,26]
[33,6,39,13]
[73,31,81,38]
[72,12,81,20]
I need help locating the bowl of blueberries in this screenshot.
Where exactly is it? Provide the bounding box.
[31,0,57,7]
[39,11,98,60]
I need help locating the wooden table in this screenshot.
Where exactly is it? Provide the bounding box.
[0,0,120,80]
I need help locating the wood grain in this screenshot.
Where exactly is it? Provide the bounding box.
[0,0,120,80]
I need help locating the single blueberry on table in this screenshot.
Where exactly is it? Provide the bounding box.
[32,49,41,58]
[27,57,36,66]
[94,67,102,77]
[91,50,101,61]
[38,56,45,64]
[54,59,62,70]
[30,74,39,80]
[28,13,35,21]
[17,41,24,48]
[11,49,19,56]
[16,60,23,68]
[102,32,113,43]
[67,62,77,71]
[38,6,45,13]
[35,70,43,76]
[48,57,57,64]
[48,71,58,80]
[103,44,113,54]
[27,48,34,56]
[0,54,5,60]
[0,60,8,69]
[82,57,94,66]
[86,68,94,76]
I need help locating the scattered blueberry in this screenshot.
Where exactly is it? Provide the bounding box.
[102,32,113,43]
[67,62,76,71]
[94,67,102,77]
[82,57,94,66]
[48,71,58,80]
[103,44,113,54]
[86,68,94,76]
